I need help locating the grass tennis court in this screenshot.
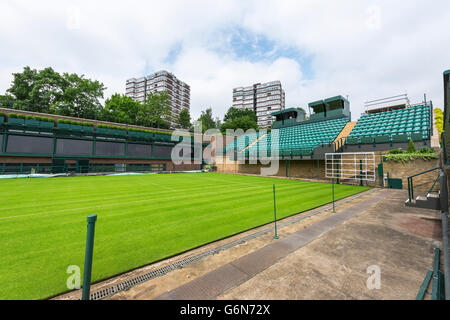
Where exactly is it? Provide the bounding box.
[0,172,370,299]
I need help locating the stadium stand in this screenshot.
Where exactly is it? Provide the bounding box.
[223,94,434,162]
[224,96,351,159]
[345,104,431,146]
[223,131,263,153]
[0,108,203,174]
[247,117,349,157]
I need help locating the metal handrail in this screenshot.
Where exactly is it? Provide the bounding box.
[429,173,441,194]
[333,137,346,153]
[407,167,441,202]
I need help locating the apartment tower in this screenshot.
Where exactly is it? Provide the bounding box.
[125,71,190,128]
[232,81,285,127]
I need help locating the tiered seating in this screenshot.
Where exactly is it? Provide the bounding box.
[248,117,348,156]
[223,131,261,153]
[346,104,431,145]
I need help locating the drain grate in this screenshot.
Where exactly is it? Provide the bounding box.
[89,189,377,300]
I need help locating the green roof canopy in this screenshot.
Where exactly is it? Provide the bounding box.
[324,95,349,105]
[444,70,450,76]
[308,100,325,108]
[271,108,298,117]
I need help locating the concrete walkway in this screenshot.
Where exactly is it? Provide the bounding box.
[155,189,387,300]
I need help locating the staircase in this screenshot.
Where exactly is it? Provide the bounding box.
[333,121,357,152]
[244,133,267,151]
[334,121,357,144]
[405,167,441,210]
[405,191,441,210]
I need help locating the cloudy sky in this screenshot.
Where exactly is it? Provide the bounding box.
[0,0,449,120]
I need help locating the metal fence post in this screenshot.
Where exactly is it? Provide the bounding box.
[82,214,97,300]
[439,170,450,300]
[332,177,336,213]
[273,184,279,239]
[360,160,363,186]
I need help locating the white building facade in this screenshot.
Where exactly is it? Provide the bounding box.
[125,71,190,128]
[232,81,285,127]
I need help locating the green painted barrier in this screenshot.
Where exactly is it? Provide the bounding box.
[416,270,433,300]
[82,214,97,300]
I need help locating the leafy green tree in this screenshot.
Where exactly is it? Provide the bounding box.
[407,139,416,153]
[197,108,219,133]
[6,66,106,118]
[221,116,258,132]
[221,107,258,132]
[223,107,257,123]
[7,67,66,113]
[138,91,171,128]
[0,94,14,108]
[51,72,105,119]
[102,94,140,124]
[178,108,191,129]
[434,108,443,139]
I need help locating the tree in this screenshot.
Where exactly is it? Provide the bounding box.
[197,108,219,133]
[178,108,191,129]
[223,107,257,123]
[221,106,258,132]
[51,72,106,119]
[434,108,443,140]
[0,94,14,108]
[137,91,171,128]
[7,66,66,113]
[102,94,141,124]
[6,66,106,118]
[407,139,416,153]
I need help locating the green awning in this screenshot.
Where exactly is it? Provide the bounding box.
[308,100,325,108]
[324,95,349,105]
[271,108,298,116]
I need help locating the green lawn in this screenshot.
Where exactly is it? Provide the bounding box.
[0,172,370,299]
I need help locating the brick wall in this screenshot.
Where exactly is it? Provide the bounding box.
[383,159,440,192]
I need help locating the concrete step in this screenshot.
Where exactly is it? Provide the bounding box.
[405,194,441,210]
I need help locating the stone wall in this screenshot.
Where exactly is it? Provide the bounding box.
[215,154,441,193]
[383,158,440,192]
[214,156,325,180]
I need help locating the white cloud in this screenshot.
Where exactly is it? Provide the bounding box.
[0,0,449,121]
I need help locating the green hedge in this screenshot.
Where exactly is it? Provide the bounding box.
[127,127,172,135]
[388,147,436,155]
[6,113,181,136]
[31,116,54,123]
[384,152,438,163]
[8,113,26,119]
[128,127,153,133]
[97,124,126,131]
[57,119,93,126]
[388,148,404,155]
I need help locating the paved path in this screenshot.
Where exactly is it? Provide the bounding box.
[155,189,387,300]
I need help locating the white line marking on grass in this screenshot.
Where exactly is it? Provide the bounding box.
[0,176,336,221]
[0,180,280,216]
[0,183,280,221]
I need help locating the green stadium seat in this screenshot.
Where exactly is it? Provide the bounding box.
[236,117,349,157]
[347,105,431,146]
